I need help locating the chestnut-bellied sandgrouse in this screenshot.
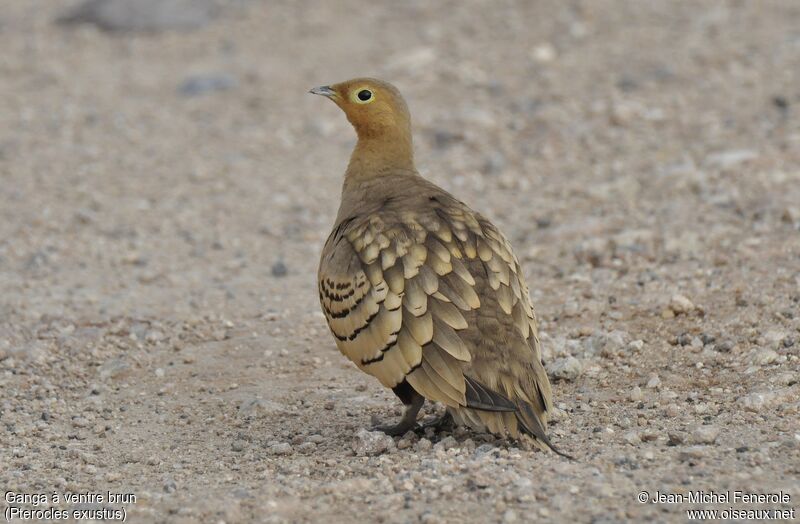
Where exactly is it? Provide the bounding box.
[311,78,568,456]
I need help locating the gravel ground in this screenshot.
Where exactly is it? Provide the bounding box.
[1,1,799,522]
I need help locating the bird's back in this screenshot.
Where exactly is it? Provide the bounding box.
[318,171,555,448]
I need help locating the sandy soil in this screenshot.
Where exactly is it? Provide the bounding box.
[1,1,799,522]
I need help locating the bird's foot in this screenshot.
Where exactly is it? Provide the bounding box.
[370,393,425,437]
[418,411,454,434]
[371,419,420,437]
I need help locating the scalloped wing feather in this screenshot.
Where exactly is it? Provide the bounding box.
[319,184,554,449]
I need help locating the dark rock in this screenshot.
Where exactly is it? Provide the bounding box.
[271,260,288,278]
[431,129,463,149]
[481,153,506,175]
[163,478,177,493]
[667,432,684,446]
[772,96,789,112]
[58,0,217,33]
[700,333,716,346]
[714,340,735,353]
[179,73,238,96]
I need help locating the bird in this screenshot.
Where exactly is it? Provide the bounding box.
[311,78,568,456]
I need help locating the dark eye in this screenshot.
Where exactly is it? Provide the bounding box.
[357,89,373,101]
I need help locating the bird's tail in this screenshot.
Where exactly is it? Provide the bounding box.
[515,401,574,460]
[449,402,574,460]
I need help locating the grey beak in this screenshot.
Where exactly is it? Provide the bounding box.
[309,85,336,98]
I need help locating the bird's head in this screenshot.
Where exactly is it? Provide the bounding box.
[309,78,411,141]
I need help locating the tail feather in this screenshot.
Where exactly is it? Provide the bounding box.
[452,377,574,459]
[464,376,517,412]
[515,401,574,460]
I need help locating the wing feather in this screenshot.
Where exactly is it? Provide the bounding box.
[318,187,559,452]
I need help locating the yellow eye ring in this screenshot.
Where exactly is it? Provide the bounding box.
[352,88,374,104]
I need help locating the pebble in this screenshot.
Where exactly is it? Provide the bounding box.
[353,429,395,456]
[782,206,800,224]
[623,431,641,445]
[628,340,644,351]
[738,392,775,412]
[99,358,131,380]
[238,398,284,418]
[629,386,643,402]
[715,340,735,353]
[179,74,238,97]
[667,432,684,446]
[481,152,506,175]
[232,440,247,452]
[474,444,495,455]
[762,331,786,348]
[268,442,292,455]
[749,348,778,366]
[669,294,695,315]
[420,511,442,524]
[646,374,661,388]
[531,43,557,63]
[271,260,288,277]
[705,149,758,169]
[600,330,629,357]
[297,442,315,453]
[546,356,583,381]
[692,425,720,445]
[416,438,433,452]
[163,478,178,494]
[679,446,708,461]
[434,436,458,451]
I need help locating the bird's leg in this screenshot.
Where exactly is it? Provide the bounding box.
[419,410,455,433]
[372,390,424,436]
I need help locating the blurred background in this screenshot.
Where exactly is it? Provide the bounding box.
[1,1,798,522]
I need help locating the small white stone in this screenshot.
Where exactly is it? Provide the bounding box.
[531,43,557,63]
[623,431,641,445]
[750,348,778,366]
[692,425,720,445]
[705,149,758,169]
[669,294,695,314]
[646,374,661,388]
[546,356,583,381]
[628,340,644,351]
[352,429,396,456]
[738,392,774,412]
[630,386,643,402]
[763,331,786,348]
